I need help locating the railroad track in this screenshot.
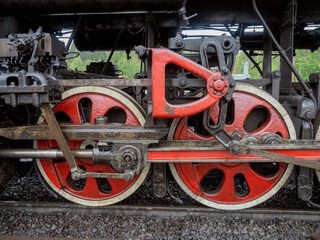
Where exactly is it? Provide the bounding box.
[0,201,319,221]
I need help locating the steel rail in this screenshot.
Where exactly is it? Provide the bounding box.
[0,201,319,221]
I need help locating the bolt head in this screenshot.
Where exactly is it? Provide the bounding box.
[175,39,183,47]
[305,111,314,120]
[179,78,187,87]
[224,96,230,101]
[71,171,81,181]
[213,80,225,92]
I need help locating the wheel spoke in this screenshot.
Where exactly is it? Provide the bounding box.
[89,97,114,123]
[54,97,82,123]
[213,170,237,202]
[250,110,289,138]
[174,118,213,140]
[232,94,257,129]
[242,165,278,196]
[78,178,106,199]
[107,178,136,195]
[54,161,71,189]
[175,163,202,194]
[194,163,214,182]
[194,163,226,181]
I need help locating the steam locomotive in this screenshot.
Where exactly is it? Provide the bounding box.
[0,0,319,210]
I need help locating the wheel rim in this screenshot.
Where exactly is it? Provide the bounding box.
[169,83,296,210]
[313,113,320,182]
[35,86,150,206]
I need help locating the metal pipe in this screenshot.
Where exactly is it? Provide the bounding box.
[101,27,125,75]
[0,0,185,15]
[251,0,316,106]
[0,149,93,159]
[66,16,83,51]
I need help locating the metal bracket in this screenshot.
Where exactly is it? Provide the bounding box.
[297,167,313,201]
[75,170,135,182]
[0,70,60,107]
[202,100,240,149]
[150,48,229,118]
[153,163,167,198]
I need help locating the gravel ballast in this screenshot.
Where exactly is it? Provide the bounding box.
[0,210,319,240]
[1,162,320,209]
[0,162,320,239]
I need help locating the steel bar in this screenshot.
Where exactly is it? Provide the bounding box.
[66,16,83,51]
[48,79,152,87]
[101,27,125,75]
[1,140,320,169]
[241,146,320,171]
[0,125,168,140]
[40,104,79,173]
[0,149,92,159]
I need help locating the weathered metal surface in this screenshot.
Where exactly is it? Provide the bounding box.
[2,140,320,165]
[152,163,167,198]
[297,167,313,201]
[0,149,92,159]
[0,0,185,15]
[40,104,79,174]
[0,124,168,140]
[49,79,152,87]
[279,0,296,92]
[0,0,320,27]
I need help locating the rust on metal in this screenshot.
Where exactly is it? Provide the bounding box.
[0,124,168,140]
[49,79,152,87]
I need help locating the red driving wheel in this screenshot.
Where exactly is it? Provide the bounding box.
[35,87,150,206]
[169,83,295,210]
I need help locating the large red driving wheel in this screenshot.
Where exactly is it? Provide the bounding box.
[35,87,150,206]
[169,83,296,210]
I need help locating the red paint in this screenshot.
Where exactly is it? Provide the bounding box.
[167,90,290,204]
[147,149,320,162]
[38,93,141,201]
[150,48,229,118]
[213,80,226,91]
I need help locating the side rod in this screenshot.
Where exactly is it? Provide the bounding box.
[2,140,320,170]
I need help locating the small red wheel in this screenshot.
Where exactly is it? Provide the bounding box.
[169,83,296,210]
[35,86,150,206]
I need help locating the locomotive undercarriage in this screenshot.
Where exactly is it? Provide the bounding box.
[0,0,320,210]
